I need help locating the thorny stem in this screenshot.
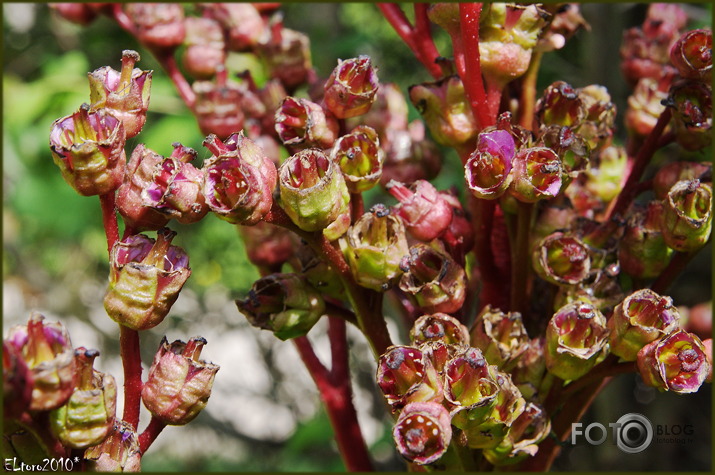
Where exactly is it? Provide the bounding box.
[119,325,142,430]
[376,3,443,80]
[650,250,698,294]
[510,201,534,314]
[138,416,166,454]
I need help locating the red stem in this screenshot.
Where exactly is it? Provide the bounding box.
[458,3,492,129]
[650,251,697,295]
[412,3,443,78]
[119,325,143,430]
[138,416,166,454]
[377,3,443,79]
[99,193,119,255]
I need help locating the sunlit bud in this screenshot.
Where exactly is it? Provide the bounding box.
[237,273,325,340]
[387,180,453,242]
[444,347,499,414]
[670,29,712,82]
[535,81,585,128]
[545,301,609,380]
[654,161,712,200]
[483,402,551,465]
[637,329,710,393]
[275,97,338,150]
[608,289,681,361]
[182,17,226,79]
[49,105,126,196]
[330,126,384,193]
[399,243,467,314]
[393,401,452,465]
[583,145,628,203]
[509,147,562,203]
[340,204,408,291]
[104,230,191,330]
[471,306,530,370]
[238,221,296,270]
[124,3,185,50]
[50,3,98,25]
[666,79,713,151]
[660,179,712,252]
[202,132,276,225]
[618,202,673,279]
[88,50,152,138]
[200,3,264,51]
[278,149,350,237]
[141,337,219,424]
[377,346,443,410]
[574,84,616,152]
[625,78,670,137]
[324,56,379,119]
[84,420,141,472]
[3,340,33,416]
[533,231,591,286]
[257,27,313,91]
[192,68,246,140]
[465,129,515,200]
[537,126,589,179]
[409,76,478,147]
[510,337,547,400]
[50,348,116,449]
[5,314,76,411]
[411,313,470,348]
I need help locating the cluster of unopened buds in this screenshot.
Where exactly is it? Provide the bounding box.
[5,1,712,471]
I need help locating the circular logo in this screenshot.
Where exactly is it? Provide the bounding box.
[615,413,653,454]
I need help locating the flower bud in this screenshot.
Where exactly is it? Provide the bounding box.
[340,204,408,291]
[683,301,712,342]
[410,313,470,348]
[535,81,585,128]
[278,149,350,236]
[471,306,530,370]
[377,346,443,410]
[88,50,152,139]
[625,78,670,137]
[409,76,478,147]
[192,68,246,140]
[3,340,33,416]
[392,401,452,465]
[202,132,277,225]
[637,329,710,393]
[661,179,713,252]
[141,337,219,425]
[202,3,264,52]
[50,3,98,25]
[510,337,547,400]
[545,301,609,380]
[670,29,712,82]
[509,147,563,203]
[5,314,76,411]
[618,202,673,279]
[381,122,442,185]
[459,371,526,449]
[49,104,126,196]
[124,3,185,50]
[444,347,499,415]
[465,129,515,200]
[351,82,408,137]
[182,17,226,79]
[324,56,379,118]
[399,244,467,314]
[50,348,116,449]
[608,289,681,361]
[574,84,616,153]
[538,4,589,52]
[238,221,296,270]
[583,145,627,203]
[667,79,712,151]
[653,161,712,200]
[140,143,208,225]
[330,126,384,193]
[257,27,312,91]
[483,402,551,466]
[84,420,141,472]
[275,97,338,150]
[237,273,325,340]
[438,190,475,264]
[533,231,590,286]
[104,229,191,331]
[387,180,453,242]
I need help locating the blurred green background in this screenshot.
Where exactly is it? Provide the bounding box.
[3,3,711,471]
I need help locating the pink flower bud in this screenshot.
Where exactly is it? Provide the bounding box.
[84,420,141,471]
[50,3,98,25]
[533,231,590,286]
[124,3,185,50]
[653,161,711,200]
[239,221,297,270]
[380,123,442,185]
[535,81,585,128]
[202,3,264,52]
[465,129,516,200]
[88,50,152,139]
[202,132,277,225]
[667,79,713,151]
[444,347,499,410]
[104,229,191,330]
[625,77,671,137]
[142,337,219,425]
[181,17,226,79]
[483,402,551,466]
[387,180,453,242]
[330,126,384,193]
[49,105,126,196]
[410,313,470,348]
[192,68,246,140]
[660,179,712,252]
[392,401,452,465]
[618,202,673,279]
[275,97,338,150]
[377,346,443,411]
[324,56,380,118]
[637,329,710,393]
[670,29,712,82]
[350,83,408,137]
[471,306,530,370]
[683,301,712,341]
[257,27,312,91]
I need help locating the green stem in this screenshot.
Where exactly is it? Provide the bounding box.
[518,50,544,131]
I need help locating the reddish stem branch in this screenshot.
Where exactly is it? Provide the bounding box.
[119,325,143,430]
[650,250,697,295]
[458,3,492,129]
[413,3,443,77]
[328,316,349,381]
[99,193,119,255]
[377,3,443,79]
[138,416,166,454]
